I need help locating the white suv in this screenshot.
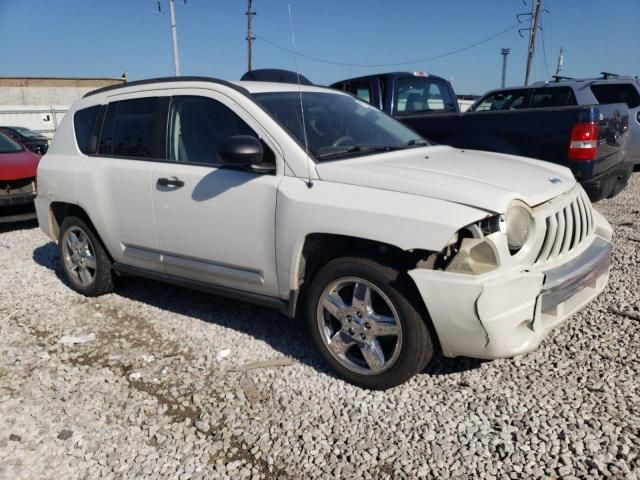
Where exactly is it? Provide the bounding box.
[35,77,613,389]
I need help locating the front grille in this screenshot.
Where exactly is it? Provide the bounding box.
[0,177,35,194]
[535,188,594,264]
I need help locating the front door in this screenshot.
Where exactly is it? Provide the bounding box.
[151,93,281,296]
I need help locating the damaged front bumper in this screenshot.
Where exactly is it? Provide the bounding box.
[0,190,36,207]
[408,234,612,360]
[0,188,37,223]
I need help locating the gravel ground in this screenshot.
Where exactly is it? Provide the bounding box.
[1,174,639,480]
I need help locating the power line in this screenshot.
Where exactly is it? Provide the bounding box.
[540,15,550,78]
[246,0,256,71]
[254,23,519,68]
[168,0,180,75]
[155,0,185,76]
[522,0,543,85]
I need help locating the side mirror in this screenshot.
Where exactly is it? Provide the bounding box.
[218,135,263,167]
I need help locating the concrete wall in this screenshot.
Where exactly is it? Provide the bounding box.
[0,106,68,138]
[0,77,124,105]
[0,77,124,137]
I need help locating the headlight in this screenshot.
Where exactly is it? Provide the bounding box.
[505,202,534,253]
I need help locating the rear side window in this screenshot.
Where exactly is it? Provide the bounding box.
[98,97,166,159]
[346,80,373,104]
[73,105,101,154]
[530,87,577,108]
[590,83,640,108]
[472,89,530,112]
[395,78,456,114]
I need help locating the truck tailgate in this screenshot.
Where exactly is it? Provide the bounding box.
[591,102,629,177]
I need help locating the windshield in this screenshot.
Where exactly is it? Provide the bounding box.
[12,127,42,139]
[0,131,24,153]
[253,91,428,161]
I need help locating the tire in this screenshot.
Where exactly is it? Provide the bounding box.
[305,256,433,390]
[58,216,114,297]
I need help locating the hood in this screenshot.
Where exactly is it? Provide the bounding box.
[315,145,576,213]
[0,149,40,181]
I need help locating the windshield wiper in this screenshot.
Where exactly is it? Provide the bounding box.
[316,144,402,160]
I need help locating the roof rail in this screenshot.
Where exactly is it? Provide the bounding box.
[83,76,249,98]
[551,75,575,82]
[600,72,621,80]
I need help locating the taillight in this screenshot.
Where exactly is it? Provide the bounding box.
[568,121,599,161]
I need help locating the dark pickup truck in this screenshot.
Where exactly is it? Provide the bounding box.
[331,72,632,201]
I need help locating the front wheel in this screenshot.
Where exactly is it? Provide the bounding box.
[305,257,433,390]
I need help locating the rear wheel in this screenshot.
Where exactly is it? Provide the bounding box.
[58,216,114,296]
[305,257,433,390]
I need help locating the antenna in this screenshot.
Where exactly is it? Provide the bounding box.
[287,1,313,188]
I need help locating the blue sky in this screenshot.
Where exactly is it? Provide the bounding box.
[0,0,638,94]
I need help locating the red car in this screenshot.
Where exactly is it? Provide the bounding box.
[0,131,40,223]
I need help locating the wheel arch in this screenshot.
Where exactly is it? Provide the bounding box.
[288,232,438,322]
[49,201,113,261]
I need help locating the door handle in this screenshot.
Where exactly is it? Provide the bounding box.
[157,176,184,188]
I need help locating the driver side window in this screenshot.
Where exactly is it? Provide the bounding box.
[168,96,273,166]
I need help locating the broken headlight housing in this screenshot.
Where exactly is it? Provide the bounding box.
[445,200,535,274]
[480,201,534,254]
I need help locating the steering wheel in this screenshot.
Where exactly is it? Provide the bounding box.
[332,136,355,147]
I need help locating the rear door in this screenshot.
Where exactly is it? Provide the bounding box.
[75,96,169,273]
[151,91,281,297]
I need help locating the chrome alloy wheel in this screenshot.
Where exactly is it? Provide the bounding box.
[62,227,97,287]
[316,277,403,375]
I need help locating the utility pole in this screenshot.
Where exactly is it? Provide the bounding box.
[246,0,256,71]
[500,48,510,88]
[524,0,542,85]
[555,47,564,77]
[169,0,181,76]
